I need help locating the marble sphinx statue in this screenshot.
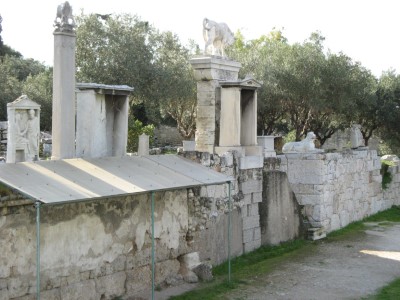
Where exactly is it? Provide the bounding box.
[282,132,320,153]
[203,18,234,57]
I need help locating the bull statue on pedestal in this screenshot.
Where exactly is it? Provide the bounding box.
[203,18,235,57]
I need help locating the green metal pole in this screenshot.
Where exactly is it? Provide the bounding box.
[228,181,231,283]
[35,201,41,300]
[151,192,155,300]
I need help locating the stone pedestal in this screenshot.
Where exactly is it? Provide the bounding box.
[75,83,133,158]
[190,56,241,153]
[138,133,149,156]
[6,96,40,163]
[257,136,276,158]
[52,30,76,160]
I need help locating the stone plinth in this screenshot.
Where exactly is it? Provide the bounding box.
[190,56,241,153]
[76,83,133,158]
[189,56,241,81]
[138,133,149,156]
[52,30,76,160]
[257,136,276,158]
[6,95,40,163]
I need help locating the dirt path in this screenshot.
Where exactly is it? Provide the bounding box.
[223,222,400,300]
[148,222,400,299]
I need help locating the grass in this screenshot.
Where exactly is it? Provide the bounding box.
[326,205,400,240]
[171,206,400,300]
[365,278,400,300]
[171,239,311,300]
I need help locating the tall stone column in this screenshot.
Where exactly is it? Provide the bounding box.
[189,56,241,153]
[51,1,76,160]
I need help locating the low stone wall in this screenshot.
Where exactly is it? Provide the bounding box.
[0,185,241,300]
[278,149,386,232]
[153,125,185,147]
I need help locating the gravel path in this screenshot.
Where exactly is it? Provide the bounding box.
[142,222,400,299]
[224,222,400,300]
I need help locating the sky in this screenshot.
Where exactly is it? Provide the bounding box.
[1,0,399,77]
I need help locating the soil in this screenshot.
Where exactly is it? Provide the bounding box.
[155,222,400,300]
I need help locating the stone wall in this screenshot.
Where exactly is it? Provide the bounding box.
[259,170,305,245]
[0,185,240,300]
[383,164,400,207]
[180,151,263,253]
[278,149,386,233]
[153,125,185,147]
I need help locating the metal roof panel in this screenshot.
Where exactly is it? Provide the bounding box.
[0,155,232,205]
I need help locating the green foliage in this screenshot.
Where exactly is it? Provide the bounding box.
[127,116,155,153]
[76,13,197,138]
[22,69,53,131]
[213,239,307,276]
[366,278,400,300]
[327,206,400,239]
[381,160,397,189]
[0,182,11,197]
[171,239,308,299]
[283,130,296,144]
[228,30,381,146]
[0,55,47,121]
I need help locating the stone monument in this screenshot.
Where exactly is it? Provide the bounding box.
[138,133,149,156]
[203,18,235,57]
[257,136,276,157]
[350,124,365,149]
[190,19,262,159]
[52,1,76,160]
[75,83,133,158]
[6,95,40,163]
[282,132,323,153]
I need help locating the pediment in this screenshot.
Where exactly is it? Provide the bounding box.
[219,76,262,89]
[7,95,40,109]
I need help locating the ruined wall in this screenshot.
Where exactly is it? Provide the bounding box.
[0,185,239,300]
[383,164,400,207]
[278,149,386,233]
[180,151,263,253]
[153,125,185,147]
[259,170,305,245]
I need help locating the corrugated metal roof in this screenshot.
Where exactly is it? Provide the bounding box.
[0,155,232,205]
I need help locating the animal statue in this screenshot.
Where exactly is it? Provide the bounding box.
[282,132,317,153]
[54,1,75,29]
[203,18,235,57]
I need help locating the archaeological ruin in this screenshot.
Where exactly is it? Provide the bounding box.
[0,3,399,300]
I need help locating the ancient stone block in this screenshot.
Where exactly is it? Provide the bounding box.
[0,289,8,300]
[192,263,213,282]
[242,228,254,243]
[8,277,30,298]
[126,266,151,295]
[60,280,96,300]
[242,215,260,230]
[240,179,263,194]
[40,288,61,300]
[252,192,263,203]
[95,271,126,300]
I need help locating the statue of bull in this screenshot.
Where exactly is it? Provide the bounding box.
[203,18,234,57]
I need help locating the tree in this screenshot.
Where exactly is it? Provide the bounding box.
[76,13,197,138]
[22,69,53,131]
[0,15,3,48]
[0,55,47,121]
[151,31,197,139]
[370,71,400,151]
[228,30,288,135]
[76,13,157,121]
